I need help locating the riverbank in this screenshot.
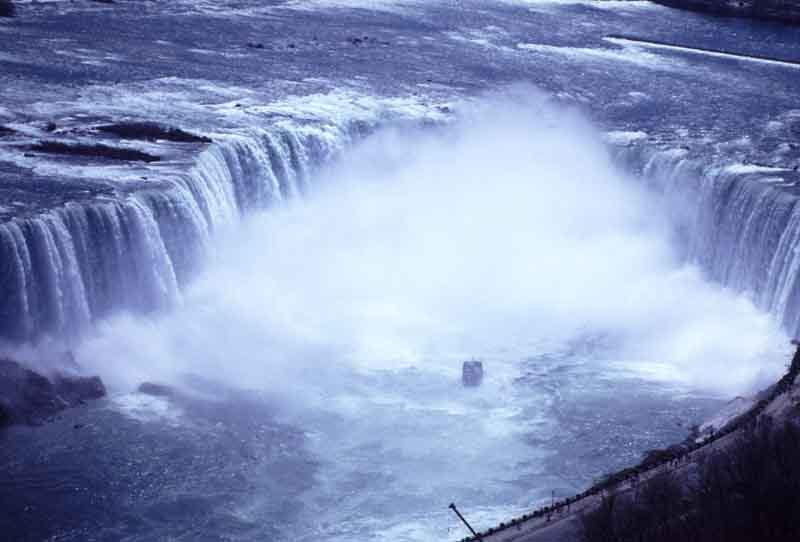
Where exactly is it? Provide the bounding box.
[464,344,800,542]
[652,0,800,24]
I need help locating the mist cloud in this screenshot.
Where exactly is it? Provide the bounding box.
[78,89,786,397]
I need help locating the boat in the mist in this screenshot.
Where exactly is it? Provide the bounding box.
[462,360,484,387]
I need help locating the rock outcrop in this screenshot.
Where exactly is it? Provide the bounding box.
[96,122,212,144]
[0,358,106,427]
[27,141,160,162]
[0,0,14,18]
[652,0,800,24]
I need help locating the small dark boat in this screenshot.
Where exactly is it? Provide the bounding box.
[462,360,484,387]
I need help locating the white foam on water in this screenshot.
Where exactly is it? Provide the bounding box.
[244,89,442,126]
[605,36,800,70]
[725,163,789,175]
[517,42,684,70]
[280,0,426,13]
[605,130,648,145]
[509,0,663,12]
[110,393,185,425]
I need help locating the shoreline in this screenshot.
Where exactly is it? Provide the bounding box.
[462,343,800,542]
[650,0,800,25]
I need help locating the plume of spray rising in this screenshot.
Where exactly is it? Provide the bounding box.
[77,88,785,399]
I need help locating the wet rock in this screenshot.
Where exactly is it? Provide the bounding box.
[55,374,105,403]
[0,0,15,18]
[246,42,264,49]
[27,141,160,162]
[0,358,106,428]
[96,121,212,143]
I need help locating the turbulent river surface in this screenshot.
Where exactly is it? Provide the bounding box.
[1,1,799,541]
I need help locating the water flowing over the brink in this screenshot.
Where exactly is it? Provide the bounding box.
[0,123,361,343]
[618,145,800,337]
[2,105,798,349]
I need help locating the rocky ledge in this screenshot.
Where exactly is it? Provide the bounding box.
[0,358,106,427]
[652,0,800,24]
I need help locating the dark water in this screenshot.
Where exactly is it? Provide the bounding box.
[0,354,723,542]
[0,388,313,541]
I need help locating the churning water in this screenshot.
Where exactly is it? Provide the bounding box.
[62,94,786,540]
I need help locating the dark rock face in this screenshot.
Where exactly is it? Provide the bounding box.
[96,122,212,144]
[652,0,800,24]
[27,141,160,162]
[0,0,15,18]
[0,358,106,427]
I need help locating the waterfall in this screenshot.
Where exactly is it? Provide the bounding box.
[4,106,796,348]
[618,144,800,336]
[0,124,353,344]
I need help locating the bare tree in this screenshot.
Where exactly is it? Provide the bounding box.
[581,419,800,542]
